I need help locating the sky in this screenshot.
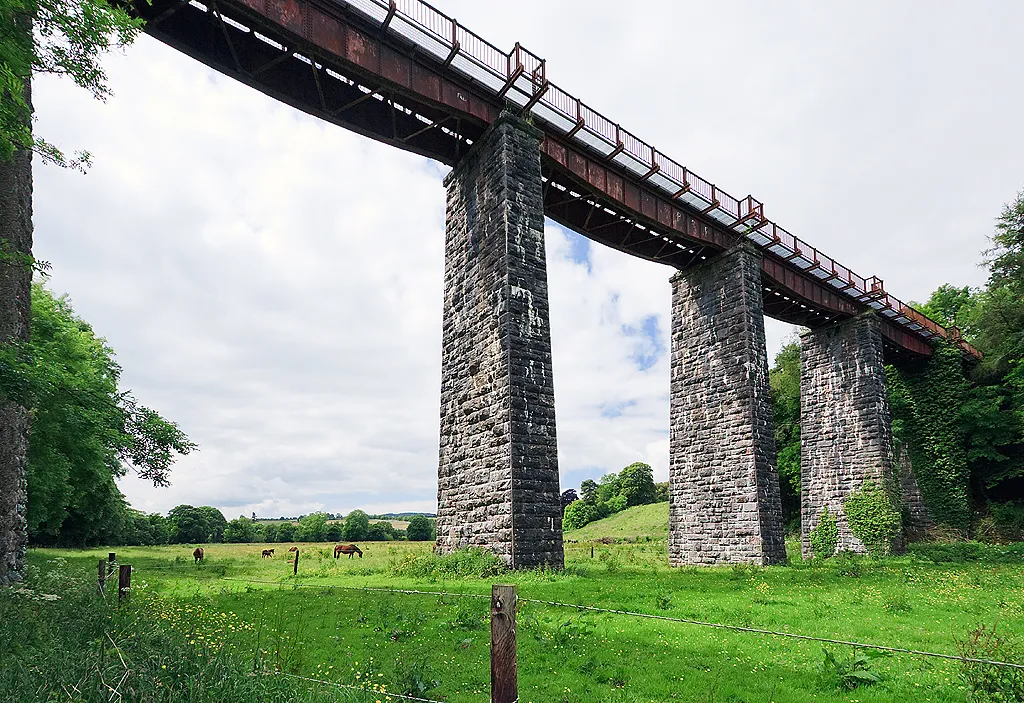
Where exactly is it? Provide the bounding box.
[31,1,1024,520]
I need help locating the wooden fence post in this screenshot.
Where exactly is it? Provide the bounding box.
[491,584,517,703]
[108,552,116,575]
[97,559,106,594]
[118,564,131,606]
[293,549,299,575]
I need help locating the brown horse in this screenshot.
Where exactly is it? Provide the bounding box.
[287,546,298,552]
[261,548,275,559]
[193,547,204,564]
[334,544,362,559]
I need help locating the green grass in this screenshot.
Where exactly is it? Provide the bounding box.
[565,501,670,541]
[13,536,1024,703]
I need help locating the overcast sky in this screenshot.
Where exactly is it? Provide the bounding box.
[31,1,1024,519]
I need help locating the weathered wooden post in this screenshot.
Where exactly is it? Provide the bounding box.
[293,549,299,576]
[490,584,517,703]
[108,552,116,575]
[117,564,131,605]
[97,558,106,594]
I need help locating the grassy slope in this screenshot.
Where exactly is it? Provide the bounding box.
[565,501,669,541]
[26,538,1024,703]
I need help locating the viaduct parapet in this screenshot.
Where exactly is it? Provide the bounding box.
[435,115,563,569]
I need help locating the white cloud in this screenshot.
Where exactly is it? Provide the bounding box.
[30,1,1024,517]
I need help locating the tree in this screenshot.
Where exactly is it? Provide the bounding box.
[406,515,432,541]
[325,522,342,542]
[560,489,578,516]
[298,512,329,542]
[0,0,149,586]
[342,510,369,541]
[197,506,227,543]
[168,505,209,544]
[654,481,669,502]
[617,462,657,507]
[11,284,193,547]
[276,522,296,543]
[563,501,599,531]
[224,516,260,543]
[769,340,802,530]
[579,479,598,505]
[262,522,279,543]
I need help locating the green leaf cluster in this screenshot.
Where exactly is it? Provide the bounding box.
[769,339,802,531]
[0,0,148,168]
[843,481,902,557]
[808,507,838,559]
[13,284,195,546]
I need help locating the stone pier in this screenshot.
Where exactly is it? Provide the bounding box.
[435,113,563,569]
[668,244,786,566]
[800,313,897,556]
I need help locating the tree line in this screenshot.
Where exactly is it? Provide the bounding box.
[115,505,436,546]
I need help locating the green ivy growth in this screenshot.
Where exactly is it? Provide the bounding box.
[844,481,902,557]
[886,341,971,530]
[809,507,838,559]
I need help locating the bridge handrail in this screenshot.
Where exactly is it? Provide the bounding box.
[346,0,975,357]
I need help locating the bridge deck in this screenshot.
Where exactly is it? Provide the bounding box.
[131,0,979,361]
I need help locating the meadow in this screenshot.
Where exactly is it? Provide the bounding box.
[9,518,1023,703]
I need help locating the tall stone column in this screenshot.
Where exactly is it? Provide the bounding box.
[668,244,786,566]
[800,313,897,557]
[436,112,562,569]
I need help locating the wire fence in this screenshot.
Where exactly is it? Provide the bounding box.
[102,557,1024,701]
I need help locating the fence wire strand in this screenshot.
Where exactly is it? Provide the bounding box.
[135,569,1024,672]
[274,671,454,702]
[520,597,1024,670]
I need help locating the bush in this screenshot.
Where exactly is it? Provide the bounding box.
[563,500,599,531]
[406,515,433,541]
[808,507,838,559]
[343,510,369,541]
[956,624,1024,702]
[844,481,902,556]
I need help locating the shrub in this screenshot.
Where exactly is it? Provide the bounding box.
[844,481,902,556]
[563,500,599,531]
[808,507,838,559]
[956,624,1024,702]
[820,648,884,690]
[406,515,433,541]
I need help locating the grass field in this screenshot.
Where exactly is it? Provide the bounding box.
[18,507,1024,703]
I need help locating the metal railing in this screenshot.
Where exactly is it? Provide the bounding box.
[339,0,974,356]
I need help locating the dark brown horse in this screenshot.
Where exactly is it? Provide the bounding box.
[334,544,362,559]
[261,548,275,558]
[193,547,204,563]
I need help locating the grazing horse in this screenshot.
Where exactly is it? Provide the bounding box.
[193,547,204,564]
[261,548,275,559]
[334,544,362,559]
[287,546,298,552]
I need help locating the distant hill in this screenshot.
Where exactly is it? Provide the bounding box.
[565,502,669,541]
[374,512,437,520]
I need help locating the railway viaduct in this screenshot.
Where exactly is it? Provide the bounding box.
[128,0,979,568]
